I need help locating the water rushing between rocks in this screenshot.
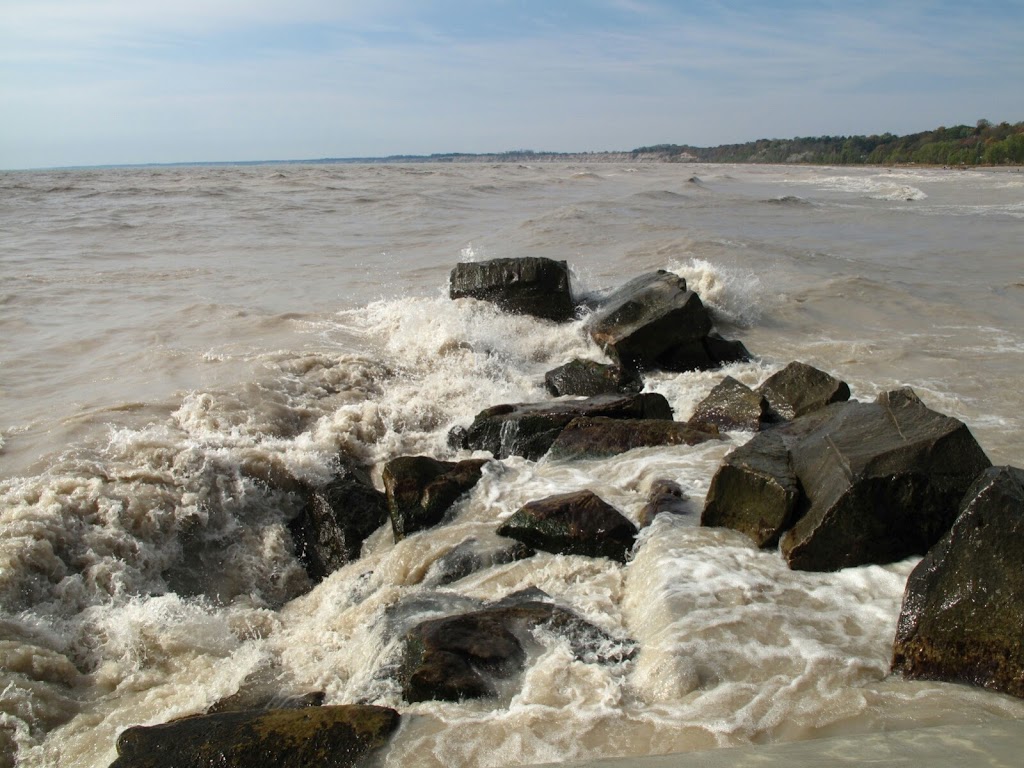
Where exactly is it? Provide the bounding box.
[1,163,1023,767]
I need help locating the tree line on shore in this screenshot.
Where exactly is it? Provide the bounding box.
[632,119,1024,166]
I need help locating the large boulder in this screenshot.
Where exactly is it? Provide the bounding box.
[702,388,992,571]
[781,389,991,570]
[585,271,712,370]
[689,376,773,432]
[546,416,720,460]
[453,393,673,461]
[496,489,638,562]
[382,456,489,541]
[584,271,750,372]
[108,705,400,768]
[701,429,802,547]
[288,464,388,583]
[543,358,643,397]
[449,257,574,322]
[892,466,1024,698]
[399,594,635,703]
[756,361,850,420]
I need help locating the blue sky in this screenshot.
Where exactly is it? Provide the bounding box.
[2,0,1022,169]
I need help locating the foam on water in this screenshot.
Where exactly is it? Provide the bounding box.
[3,163,1024,767]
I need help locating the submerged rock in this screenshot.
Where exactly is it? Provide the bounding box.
[109,705,400,768]
[638,479,690,527]
[543,358,643,397]
[449,257,574,322]
[399,595,635,703]
[702,388,992,570]
[288,463,389,583]
[382,456,489,541]
[496,489,638,562]
[454,393,673,460]
[689,376,772,432]
[892,465,1024,699]
[546,416,720,460]
[423,535,535,586]
[756,361,850,420]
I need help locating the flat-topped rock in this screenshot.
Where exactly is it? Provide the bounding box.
[449,257,574,322]
[108,705,400,768]
[453,393,673,461]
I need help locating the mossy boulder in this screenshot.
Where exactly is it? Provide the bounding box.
[892,465,1024,698]
[108,705,400,768]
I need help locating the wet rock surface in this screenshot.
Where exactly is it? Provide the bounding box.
[382,456,489,541]
[638,479,690,527]
[892,465,1024,698]
[454,393,673,460]
[399,593,636,703]
[546,416,720,460]
[756,360,851,420]
[288,463,389,583]
[689,375,773,432]
[449,257,575,322]
[108,705,400,768]
[702,388,992,570]
[543,358,644,397]
[496,489,638,562]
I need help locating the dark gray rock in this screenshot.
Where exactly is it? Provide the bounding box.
[453,393,673,461]
[689,376,772,432]
[702,388,992,571]
[399,598,635,703]
[543,358,643,397]
[638,479,690,528]
[546,416,720,460]
[496,489,638,562]
[449,257,574,322]
[424,535,535,586]
[586,271,713,370]
[382,456,489,541]
[288,464,388,583]
[701,429,802,547]
[780,389,991,570]
[892,465,1024,699]
[108,705,400,768]
[756,361,851,420]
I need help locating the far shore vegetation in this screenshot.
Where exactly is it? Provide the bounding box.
[633,118,1024,166]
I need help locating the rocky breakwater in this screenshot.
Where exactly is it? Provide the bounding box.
[106,256,1024,766]
[694,359,1024,701]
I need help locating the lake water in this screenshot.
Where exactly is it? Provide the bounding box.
[2,162,1023,767]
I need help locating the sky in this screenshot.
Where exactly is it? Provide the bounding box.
[2,1,1023,169]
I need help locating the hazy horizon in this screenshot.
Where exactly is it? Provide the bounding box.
[3,1,1023,170]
